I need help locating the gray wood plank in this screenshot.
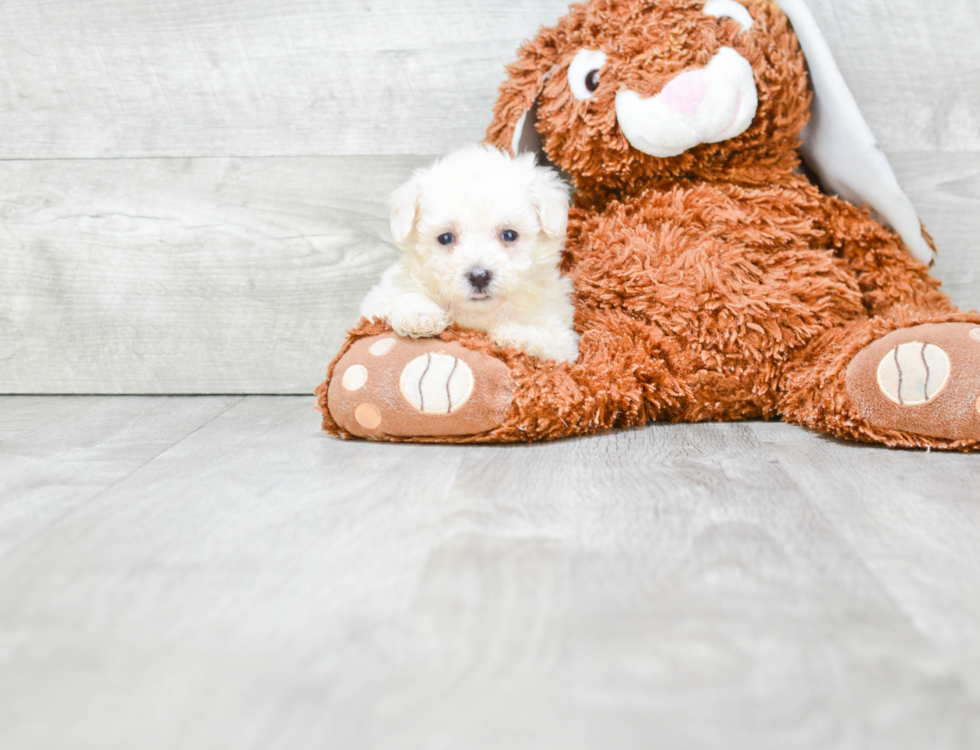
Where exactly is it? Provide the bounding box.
[0,0,974,158]
[0,396,241,558]
[753,420,980,707]
[2,396,980,749]
[805,0,980,154]
[893,152,980,308]
[0,0,570,159]
[0,156,428,393]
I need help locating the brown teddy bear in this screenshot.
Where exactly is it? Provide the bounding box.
[319,0,980,450]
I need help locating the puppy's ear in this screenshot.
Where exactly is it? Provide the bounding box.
[388,174,422,245]
[484,25,563,159]
[528,162,570,239]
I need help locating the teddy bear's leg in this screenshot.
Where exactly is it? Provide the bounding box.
[318,311,687,443]
[320,327,515,441]
[778,312,980,449]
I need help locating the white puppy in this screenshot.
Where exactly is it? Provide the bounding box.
[361,145,579,362]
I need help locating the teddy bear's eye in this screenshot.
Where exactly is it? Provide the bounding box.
[568,49,608,101]
[585,70,601,93]
[437,233,455,246]
[703,0,754,32]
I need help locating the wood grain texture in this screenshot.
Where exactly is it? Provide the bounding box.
[1,0,979,393]
[0,156,427,393]
[0,0,974,158]
[1,396,979,749]
[805,0,980,154]
[0,0,570,159]
[892,153,980,307]
[0,395,242,557]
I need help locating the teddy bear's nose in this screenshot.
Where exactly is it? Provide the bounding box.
[660,70,709,116]
[467,268,493,291]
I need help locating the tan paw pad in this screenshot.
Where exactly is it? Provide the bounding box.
[342,364,369,391]
[354,403,382,430]
[875,341,950,406]
[369,337,397,356]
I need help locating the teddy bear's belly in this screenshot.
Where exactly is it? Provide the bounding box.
[568,189,867,417]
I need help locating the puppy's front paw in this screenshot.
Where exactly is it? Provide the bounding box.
[389,300,451,339]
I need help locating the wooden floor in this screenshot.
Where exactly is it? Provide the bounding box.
[2,396,980,749]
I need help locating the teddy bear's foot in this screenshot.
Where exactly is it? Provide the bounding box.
[326,334,513,440]
[846,322,980,440]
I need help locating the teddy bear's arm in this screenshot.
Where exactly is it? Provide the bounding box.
[815,193,954,319]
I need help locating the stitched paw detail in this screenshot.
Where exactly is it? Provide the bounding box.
[399,353,475,415]
[875,342,950,406]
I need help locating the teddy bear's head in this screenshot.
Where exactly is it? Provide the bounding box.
[486,0,810,196]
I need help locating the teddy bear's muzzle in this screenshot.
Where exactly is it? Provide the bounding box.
[615,47,759,158]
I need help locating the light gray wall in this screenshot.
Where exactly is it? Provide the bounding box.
[2,0,978,394]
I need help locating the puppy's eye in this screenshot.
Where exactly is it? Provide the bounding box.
[437,233,455,246]
[703,0,754,32]
[501,229,519,242]
[568,49,608,101]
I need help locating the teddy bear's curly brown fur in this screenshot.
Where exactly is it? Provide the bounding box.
[318,0,980,450]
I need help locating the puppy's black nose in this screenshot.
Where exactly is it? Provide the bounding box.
[467,268,493,291]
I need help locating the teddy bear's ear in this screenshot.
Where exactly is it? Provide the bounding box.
[485,30,562,160]
[388,172,422,245]
[779,0,936,265]
[510,99,545,159]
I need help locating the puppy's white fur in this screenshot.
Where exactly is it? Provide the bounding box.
[361,145,580,362]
